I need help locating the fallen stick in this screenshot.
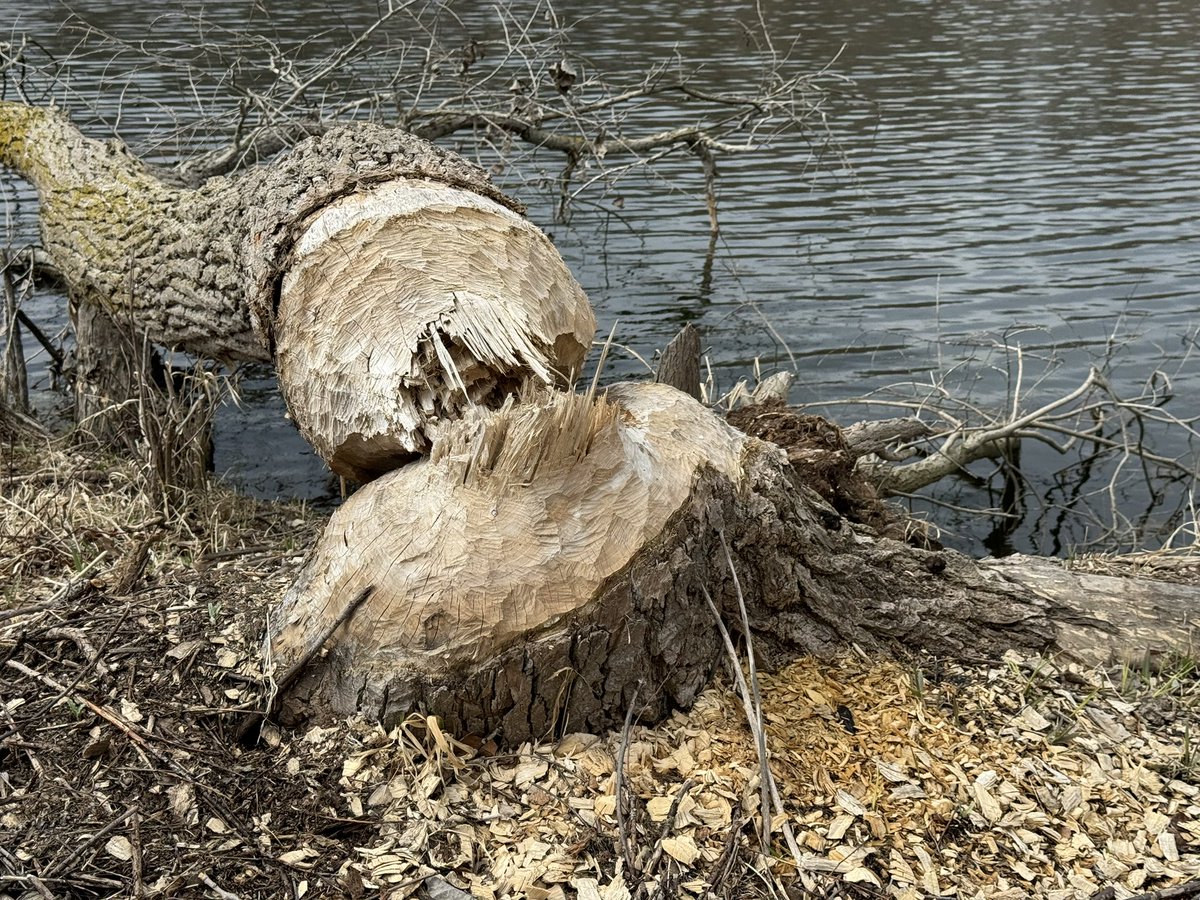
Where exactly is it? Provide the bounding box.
[42,804,138,879]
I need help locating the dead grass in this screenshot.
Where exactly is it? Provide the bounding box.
[2,437,1199,900]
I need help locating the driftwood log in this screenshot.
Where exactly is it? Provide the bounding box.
[3,102,1196,746]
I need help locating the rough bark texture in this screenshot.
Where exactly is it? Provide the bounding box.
[725,400,927,544]
[69,299,141,442]
[0,103,260,362]
[986,554,1200,667]
[7,102,1194,750]
[656,323,701,399]
[0,102,515,364]
[269,383,1061,744]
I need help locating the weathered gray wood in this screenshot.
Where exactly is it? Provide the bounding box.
[842,416,932,462]
[656,323,701,400]
[986,554,1200,667]
[1,254,27,412]
[70,299,140,443]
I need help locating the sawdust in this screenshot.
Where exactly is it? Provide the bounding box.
[2,436,1198,899]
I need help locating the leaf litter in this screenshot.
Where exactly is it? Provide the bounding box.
[2,437,1199,899]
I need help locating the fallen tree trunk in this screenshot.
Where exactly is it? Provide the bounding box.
[985,554,1200,667]
[0,102,594,475]
[3,102,1195,747]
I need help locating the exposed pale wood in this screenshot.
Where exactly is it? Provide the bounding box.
[0,102,518,366]
[2,102,589,476]
[8,100,1197,751]
[268,383,1063,742]
[276,179,595,480]
[267,382,750,737]
[724,371,795,409]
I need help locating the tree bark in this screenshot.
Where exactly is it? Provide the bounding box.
[69,298,141,443]
[656,324,702,399]
[1,255,28,412]
[269,386,1198,744]
[267,382,1064,743]
[0,103,261,362]
[984,554,1200,668]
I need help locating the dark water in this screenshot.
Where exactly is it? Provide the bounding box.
[2,0,1198,554]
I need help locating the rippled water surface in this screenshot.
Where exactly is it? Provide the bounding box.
[3,0,1198,553]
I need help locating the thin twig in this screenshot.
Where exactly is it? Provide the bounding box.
[268,585,374,701]
[5,659,260,852]
[131,810,144,899]
[15,309,63,371]
[637,777,696,890]
[42,804,138,878]
[716,530,771,851]
[198,873,242,900]
[615,681,642,875]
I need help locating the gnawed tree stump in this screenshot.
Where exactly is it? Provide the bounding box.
[267,382,1063,742]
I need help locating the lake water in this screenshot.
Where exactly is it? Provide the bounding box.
[2,0,1198,555]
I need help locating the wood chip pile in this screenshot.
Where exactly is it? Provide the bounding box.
[2,440,1198,899]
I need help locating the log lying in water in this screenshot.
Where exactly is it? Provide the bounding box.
[0,101,593,475]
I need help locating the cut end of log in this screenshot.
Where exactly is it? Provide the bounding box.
[274,178,596,482]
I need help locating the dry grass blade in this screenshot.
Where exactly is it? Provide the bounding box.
[615,681,642,875]
[701,577,805,876]
[134,339,220,511]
